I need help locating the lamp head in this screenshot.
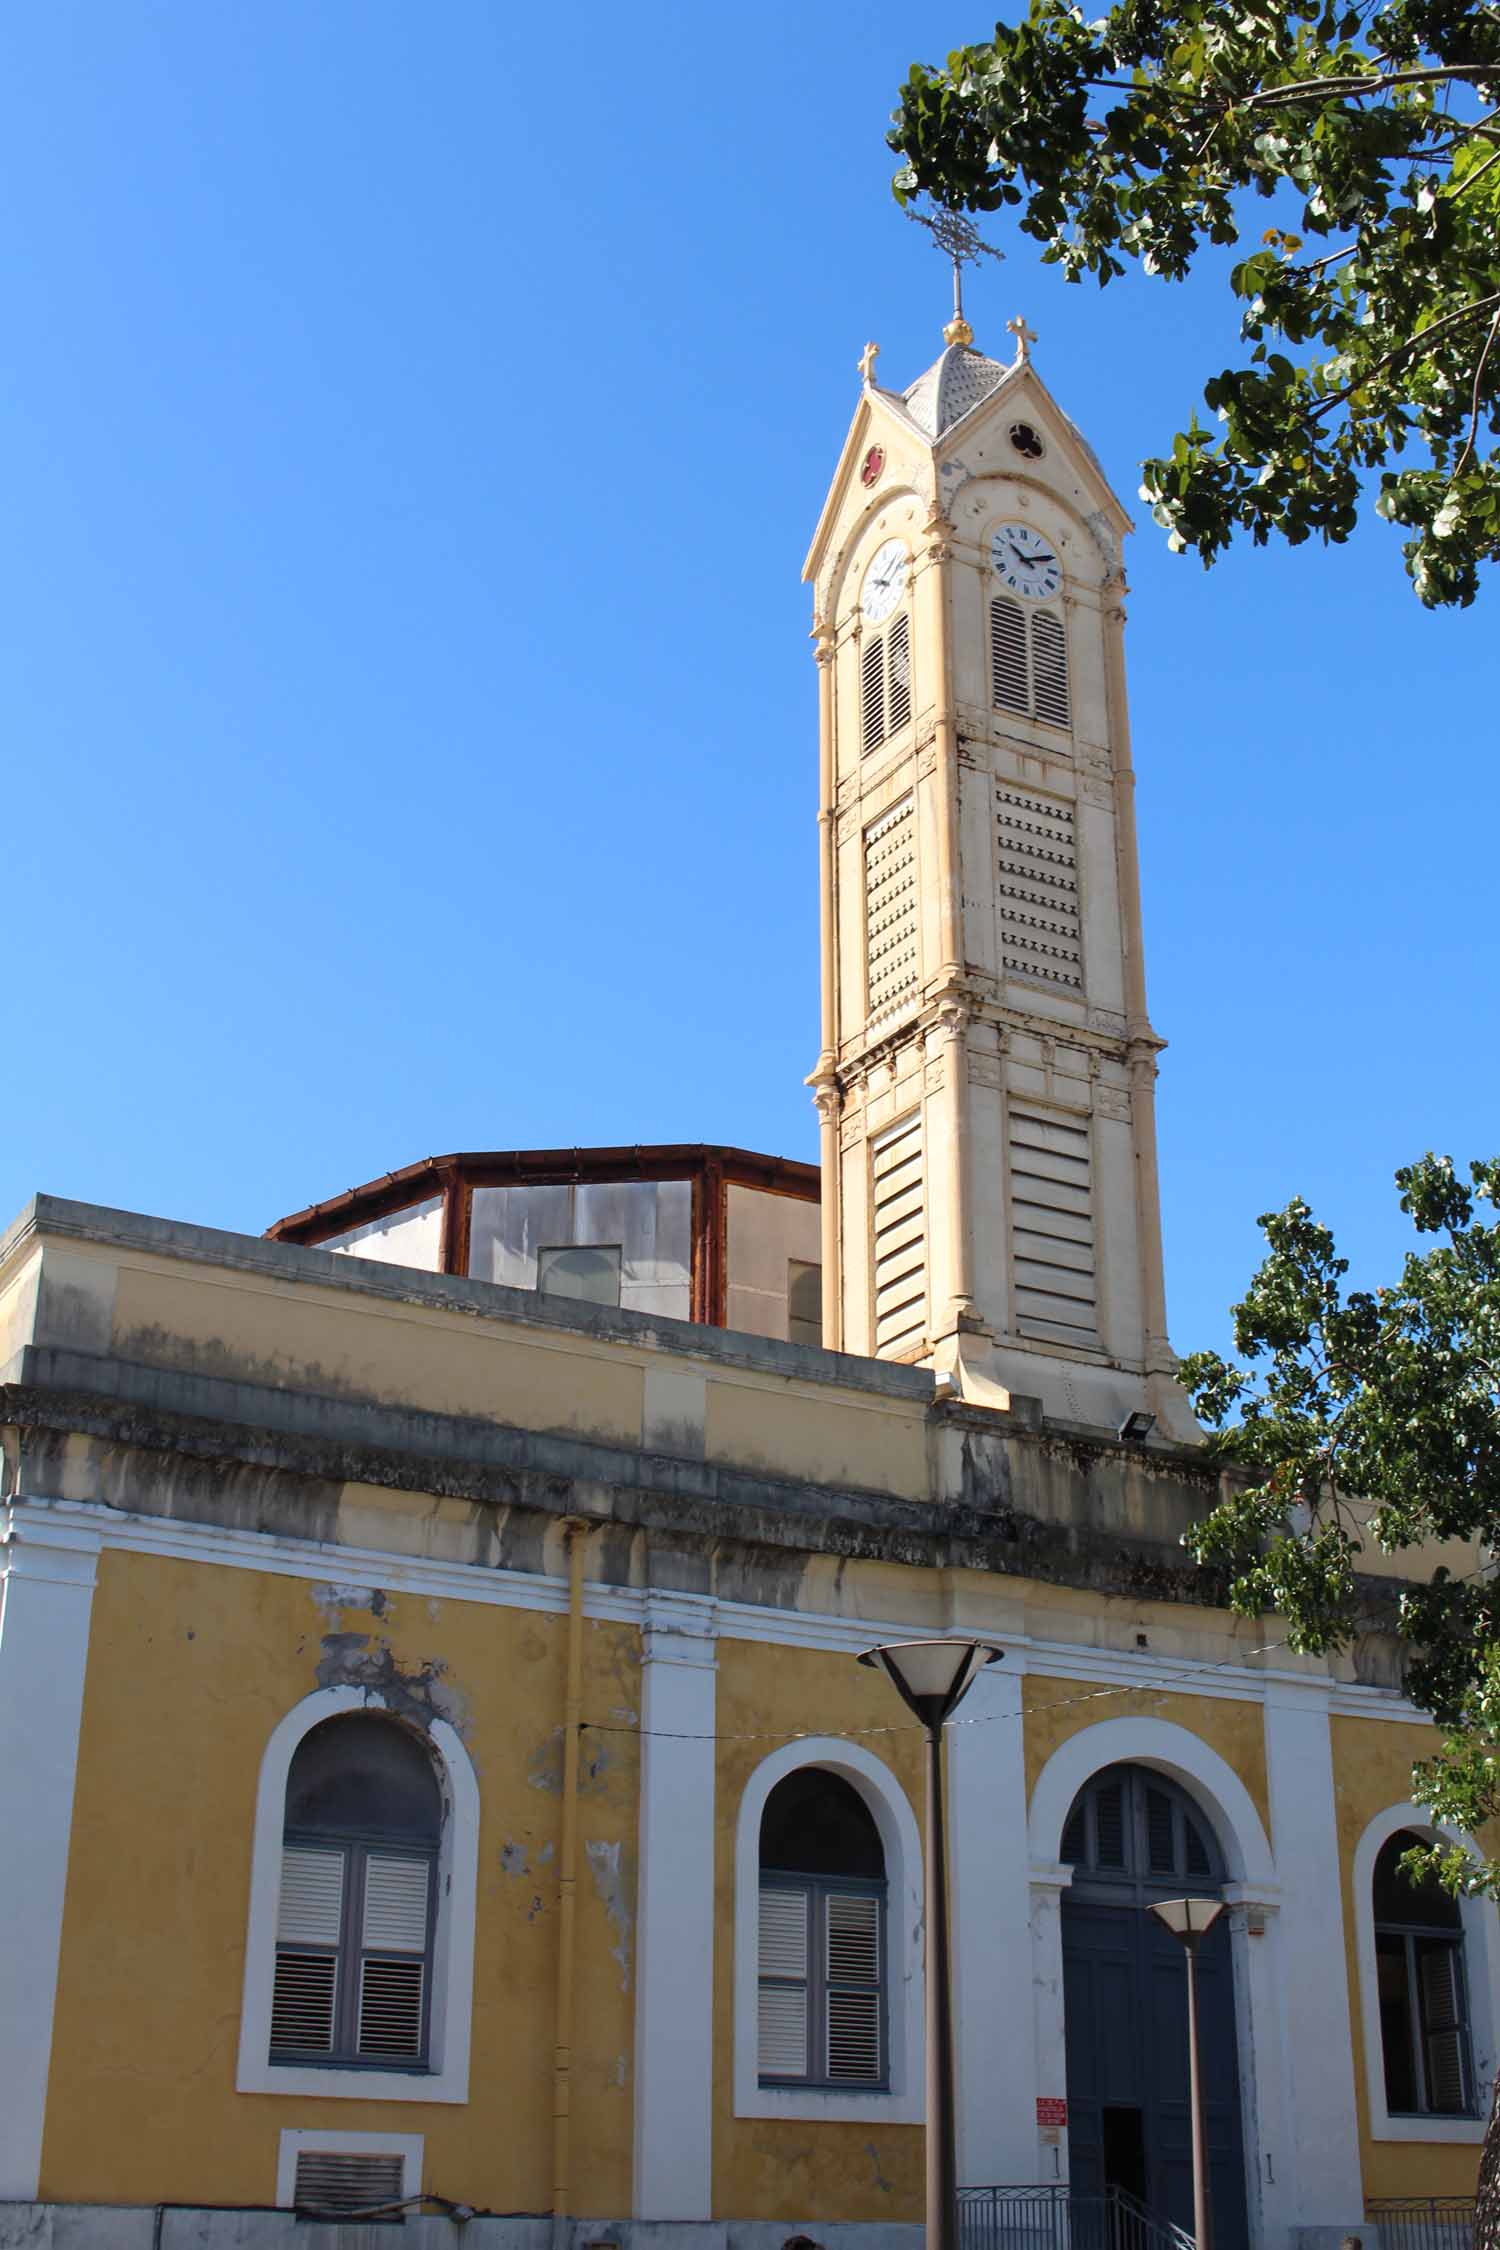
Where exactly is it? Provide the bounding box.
[857,1638,1004,1730]
[1148,1896,1225,1945]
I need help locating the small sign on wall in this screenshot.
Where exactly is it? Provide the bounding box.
[1036,2097,1068,2129]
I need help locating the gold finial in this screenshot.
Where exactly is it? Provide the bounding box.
[905,202,1003,348]
[1007,314,1038,365]
[858,340,880,388]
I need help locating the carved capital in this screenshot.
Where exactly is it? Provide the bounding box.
[1095,1086,1131,1123]
[810,614,835,666]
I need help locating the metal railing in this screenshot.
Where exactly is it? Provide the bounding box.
[1366,2197,1476,2250]
[959,2183,1196,2250]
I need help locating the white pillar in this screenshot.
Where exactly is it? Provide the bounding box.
[1262,1689,1364,2230]
[1029,1869,1073,2187]
[950,1662,1037,2185]
[633,1591,718,2220]
[0,1502,101,2199]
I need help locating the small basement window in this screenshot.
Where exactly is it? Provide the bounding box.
[277,2129,423,2224]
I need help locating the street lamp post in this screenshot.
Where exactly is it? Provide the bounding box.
[858,1639,1003,2250]
[1148,1896,1225,2250]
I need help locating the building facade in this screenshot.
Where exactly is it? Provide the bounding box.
[0,321,1490,2249]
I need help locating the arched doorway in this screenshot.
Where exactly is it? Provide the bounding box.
[1060,1763,1249,2250]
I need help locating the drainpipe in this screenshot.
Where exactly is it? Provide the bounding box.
[553,1521,587,2246]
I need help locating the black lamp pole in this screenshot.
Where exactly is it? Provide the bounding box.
[858,1639,1003,2250]
[1149,1896,1224,2250]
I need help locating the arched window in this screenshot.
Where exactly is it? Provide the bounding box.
[990,595,1070,730]
[271,1714,440,2070]
[1374,1830,1475,2116]
[757,1766,886,2088]
[861,614,912,753]
[1061,1762,1221,1895]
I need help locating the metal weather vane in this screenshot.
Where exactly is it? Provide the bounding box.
[906,201,1004,345]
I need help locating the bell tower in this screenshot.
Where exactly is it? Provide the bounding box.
[803,312,1194,1439]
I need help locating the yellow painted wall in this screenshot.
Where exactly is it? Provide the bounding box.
[1330,1716,1487,2202]
[40,1547,640,2214]
[711,1637,927,2223]
[1021,1678,1271,1845]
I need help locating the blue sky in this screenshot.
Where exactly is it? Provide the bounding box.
[3,2,1494,1365]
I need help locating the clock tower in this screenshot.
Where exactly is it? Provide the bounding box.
[803,315,1194,1439]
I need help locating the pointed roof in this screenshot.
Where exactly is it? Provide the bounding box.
[901,341,1011,438]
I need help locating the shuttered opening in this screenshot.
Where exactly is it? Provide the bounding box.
[861,634,885,753]
[825,1892,881,2082]
[990,596,1028,714]
[292,2149,406,2219]
[1009,1108,1099,1349]
[872,1115,926,1358]
[272,1845,431,2065]
[885,614,911,733]
[758,1882,884,2086]
[863,795,918,1032]
[990,597,1071,730]
[996,786,1082,990]
[1032,611,1070,727]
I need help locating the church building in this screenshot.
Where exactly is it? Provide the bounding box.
[0,310,1487,2250]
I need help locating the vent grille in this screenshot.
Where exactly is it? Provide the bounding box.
[1032,611,1071,727]
[886,614,911,732]
[861,634,885,753]
[357,1955,426,2058]
[1147,1788,1176,1873]
[872,1115,926,1358]
[278,1847,344,1945]
[758,1982,808,2077]
[292,2150,406,2219]
[990,596,1028,713]
[997,787,1082,990]
[759,1886,809,1978]
[827,1985,882,2082]
[1094,1780,1125,1868]
[864,796,919,1031]
[990,597,1071,729]
[758,1886,810,2076]
[270,1951,338,2053]
[362,1855,430,1952]
[1009,1108,1099,1349]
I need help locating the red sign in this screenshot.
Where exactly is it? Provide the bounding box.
[1036,2097,1068,2128]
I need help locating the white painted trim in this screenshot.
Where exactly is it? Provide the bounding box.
[1352,1802,1498,2144]
[1027,1716,1283,2245]
[1028,1712,1276,1886]
[275,2128,424,2209]
[7,1497,1435,1730]
[0,1507,101,2199]
[633,1600,718,2219]
[236,1686,478,2104]
[732,1735,924,2124]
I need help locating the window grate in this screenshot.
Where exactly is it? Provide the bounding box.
[990,596,1071,730]
[886,614,911,732]
[271,1951,338,2053]
[1009,1108,1099,1349]
[292,2149,406,2219]
[863,795,919,1032]
[872,1115,926,1358]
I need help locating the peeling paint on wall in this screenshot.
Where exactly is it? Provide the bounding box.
[585,1838,634,1992]
[312,1631,470,1737]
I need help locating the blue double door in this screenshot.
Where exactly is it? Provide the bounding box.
[1062,1896,1250,2250]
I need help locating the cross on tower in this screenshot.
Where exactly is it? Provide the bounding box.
[858,340,881,388]
[904,201,1004,346]
[1007,314,1038,365]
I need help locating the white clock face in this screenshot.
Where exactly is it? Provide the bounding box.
[860,539,908,624]
[991,520,1062,600]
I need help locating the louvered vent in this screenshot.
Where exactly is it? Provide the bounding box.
[1032,611,1070,727]
[1420,1949,1468,2111]
[886,614,911,733]
[861,634,885,753]
[990,595,1028,714]
[292,2149,405,2219]
[358,1957,425,2058]
[1061,1804,1086,1864]
[996,787,1082,990]
[758,1885,809,2077]
[363,1855,430,1951]
[1184,1817,1211,1878]
[278,1847,344,1944]
[825,1892,881,2083]
[863,796,918,1032]
[1146,1788,1176,1874]
[271,1950,338,2052]
[872,1115,926,1358]
[1094,1781,1126,1868]
[1009,1109,1099,1350]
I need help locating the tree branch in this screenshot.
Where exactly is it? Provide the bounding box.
[1308,289,1500,420]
